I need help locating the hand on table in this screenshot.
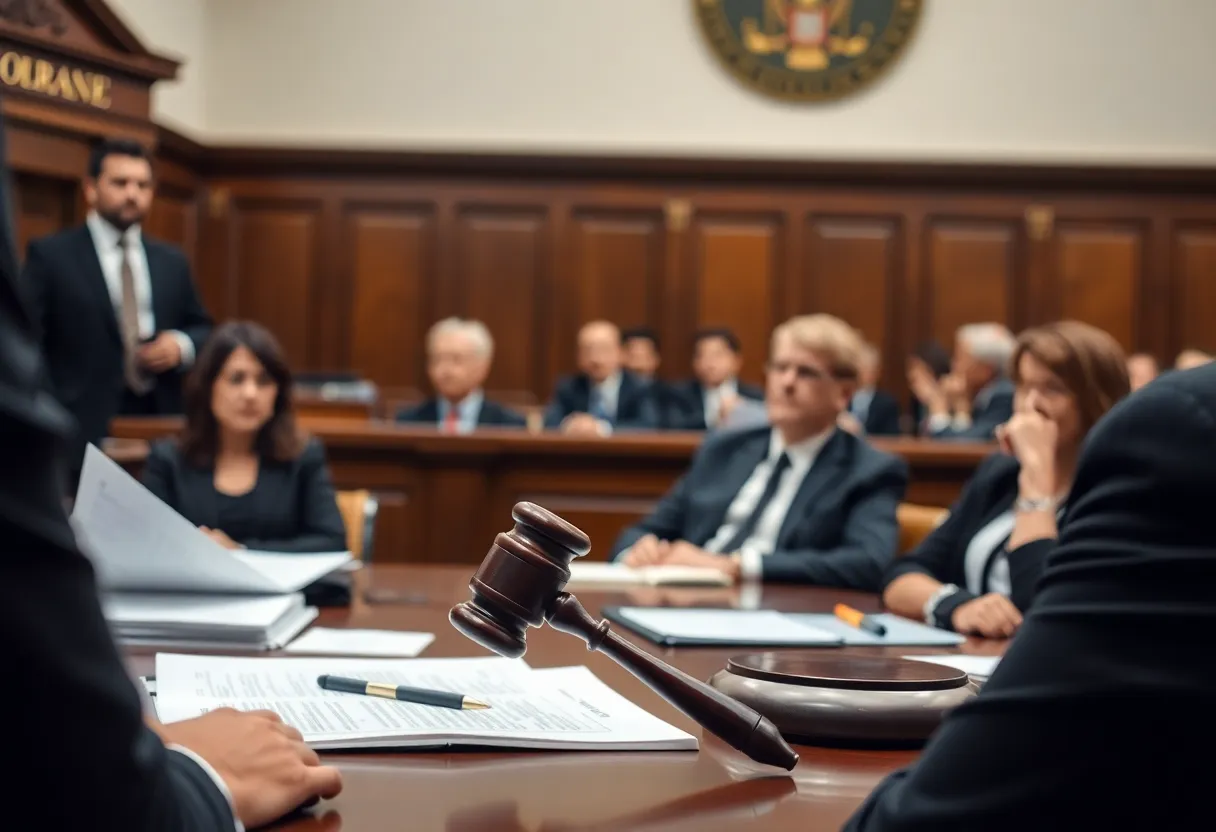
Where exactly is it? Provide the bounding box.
[622,536,739,580]
[137,333,183,373]
[951,592,1023,639]
[561,413,607,437]
[157,708,343,829]
[201,526,244,550]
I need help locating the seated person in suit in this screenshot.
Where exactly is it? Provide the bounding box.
[612,314,908,589]
[906,339,951,431]
[882,321,1129,638]
[395,317,526,431]
[543,320,659,435]
[1126,351,1159,391]
[911,322,1016,440]
[666,327,764,430]
[142,321,347,553]
[621,326,661,381]
[846,362,1216,831]
[841,343,901,436]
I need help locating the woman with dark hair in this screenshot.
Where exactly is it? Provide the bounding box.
[883,321,1130,637]
[142,321,346,553]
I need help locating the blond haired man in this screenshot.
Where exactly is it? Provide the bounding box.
[612,315,908,588]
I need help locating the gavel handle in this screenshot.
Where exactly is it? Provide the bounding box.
[546,592,798,770]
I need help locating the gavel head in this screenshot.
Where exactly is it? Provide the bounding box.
[449,502,591,658]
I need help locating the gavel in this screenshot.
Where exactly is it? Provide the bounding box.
[449,501,799,770]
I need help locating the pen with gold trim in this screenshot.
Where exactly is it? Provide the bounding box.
[316,674,490,710]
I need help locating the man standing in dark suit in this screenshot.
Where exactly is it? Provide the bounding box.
[396,317,526,431]
[613,315,908,589]
[544,320,659,435]
[666,327,764,430]
[845,363,1216,830]
[22,138,212,463]
[843,343,902,436]
[0,114,340,829]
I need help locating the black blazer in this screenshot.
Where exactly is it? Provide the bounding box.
[21,225,213,453]
[0,122,234,826]
[395,396,527,428]
[883,452,1055,624]
[846,363,1216,831]
[610,426,908,589]
[927,378,1014,441]
[851,388,902,436]
[663,378,765,431]
[142,437,347,552]
[542,371,659,430]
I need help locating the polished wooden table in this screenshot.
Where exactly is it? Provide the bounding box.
[109,418,992,568]
[128,566,1005,831]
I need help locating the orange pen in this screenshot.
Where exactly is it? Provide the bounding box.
[834,603,888,636]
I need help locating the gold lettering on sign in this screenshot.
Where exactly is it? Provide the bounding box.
[0,50,111,109]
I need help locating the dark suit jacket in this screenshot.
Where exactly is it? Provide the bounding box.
[846,364,1216,830]
[395,396,527,429]
[22,225,212,453]
[0,118,234,827]
[610,426,908,589]
[542,371,659,430]
[664,378,765,431]
[883,452,1055,624]
[927,378,1014,441]
[142,437,346,552]
[852,388,902,436]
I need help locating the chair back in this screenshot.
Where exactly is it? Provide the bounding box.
[336,489,379,561]
[897,503,948,554]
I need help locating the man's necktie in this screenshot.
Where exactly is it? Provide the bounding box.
[118,236,151,395]
[716,452,792,553]
[443,406,460,434]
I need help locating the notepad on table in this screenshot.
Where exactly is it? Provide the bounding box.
[72,445,352,594]
[567,562,733,587]
[604,607,966,647]
[151,654,696,753]
[285,627,435,657]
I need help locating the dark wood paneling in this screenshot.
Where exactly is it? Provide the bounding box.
[345,204,436,389]
[924,218,1022,349]
[231,201,321,368]
[689,212,784,385]
[453,206,549,394]
[1053,222,1145,351]
[1173,223,1216,354]
[568,208,664,327]
[13,172,76,258]
[144,192,198,265]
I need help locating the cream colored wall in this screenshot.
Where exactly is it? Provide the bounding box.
[121,0,1216,163]
[107,0,208,134]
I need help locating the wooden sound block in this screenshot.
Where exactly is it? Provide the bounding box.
[708,651,977,749]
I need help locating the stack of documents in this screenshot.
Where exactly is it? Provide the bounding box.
[103,593,317,651]
[567,562,732,587]
[151,654,697,753]
[72,445,352,650]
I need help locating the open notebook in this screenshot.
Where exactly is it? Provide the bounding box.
[150,654,696,753]
[72,445,351,594]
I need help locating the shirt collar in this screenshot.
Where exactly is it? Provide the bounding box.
[87,211,141,249]
[441,389,484,418]
[768,425,835,469]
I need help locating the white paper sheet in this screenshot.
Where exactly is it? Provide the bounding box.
[613,608,842,644]
[903,654,1001,679]
[284,627,435,657]
[153,654,696,752]
[567,562,732,587]
[72,445,351,593]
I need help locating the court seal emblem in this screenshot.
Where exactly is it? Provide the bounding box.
[694,0,924,103]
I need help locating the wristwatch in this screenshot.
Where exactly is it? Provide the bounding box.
[923,582,960,626]
[1015,494,1059,513]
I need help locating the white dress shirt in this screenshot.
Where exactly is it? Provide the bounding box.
[588,372,622,435]
[168,745,243,831]
[437,390,484,434]
[86,212,195,367]
[704,426,835,580]
[703,378,738,428]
